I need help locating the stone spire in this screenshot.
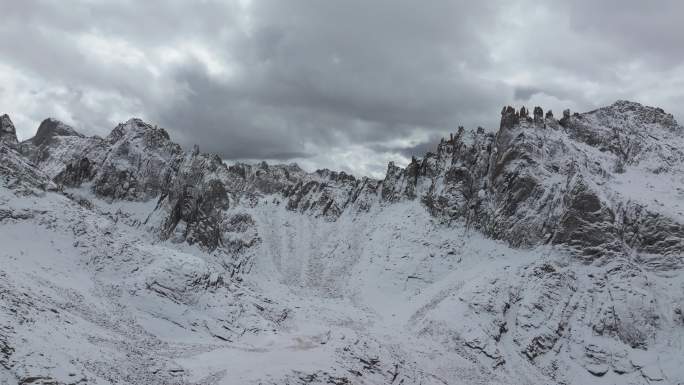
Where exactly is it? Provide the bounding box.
[500,106,519,130]
[0,114,18,147]
[533,106,544,124]
[520,106,528,119]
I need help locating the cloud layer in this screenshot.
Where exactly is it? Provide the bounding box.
[2,0,683,177]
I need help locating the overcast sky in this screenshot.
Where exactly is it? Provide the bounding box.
[1,1,683,177]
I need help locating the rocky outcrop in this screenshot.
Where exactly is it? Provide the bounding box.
[0,114,18,147]
[282,169,377,219]
[53,157,96,187]
[0,143,57,195]
[620,203,684,259]
[31,118,84,147]
[500,106,519,129]
[533,106,544,124]
[157,152,230,251]
[551,177,621,257]
[91,119,184,200]
[19,119,104,177]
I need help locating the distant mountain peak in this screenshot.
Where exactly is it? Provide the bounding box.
[31,118,83,146]
[107,117,172,145]
[574,100,680,131]
[611,99,642,107]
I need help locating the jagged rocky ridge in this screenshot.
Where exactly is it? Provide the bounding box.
[1,101,683,384]
[385,101,684,259]
[14,101,684,259]
[16,116,380,253]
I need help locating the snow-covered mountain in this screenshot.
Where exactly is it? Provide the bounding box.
[1,100,683,385]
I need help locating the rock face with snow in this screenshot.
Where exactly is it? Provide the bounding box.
[1,101,684,385]
[0,114,18,147]
[384,101,684,258]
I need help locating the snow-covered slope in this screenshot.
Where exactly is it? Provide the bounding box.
[1,101,683,384]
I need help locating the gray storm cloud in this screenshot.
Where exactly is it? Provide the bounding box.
[1,0,683,177]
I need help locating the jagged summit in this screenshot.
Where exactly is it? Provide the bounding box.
[495,100,680,136]
[30,118,84,146]
[0,114,18,147]
[554,101,683,169]
[569,99,680,132]
[499,104,556,130]
[106,118,173,145]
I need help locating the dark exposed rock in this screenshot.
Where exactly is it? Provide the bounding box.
[0,114,18,147]
[54,157,96,187]
[500,106,519,129]
[32,118,83,147]
[533,106,544,124]
[675,306,683,325]
[0,327,13,370]
[18,376,62,385]
[222,213,260,254]
[620,203,684,258]
[559,109,572,128]
[158,153,229,251]
[551,179,621,257]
